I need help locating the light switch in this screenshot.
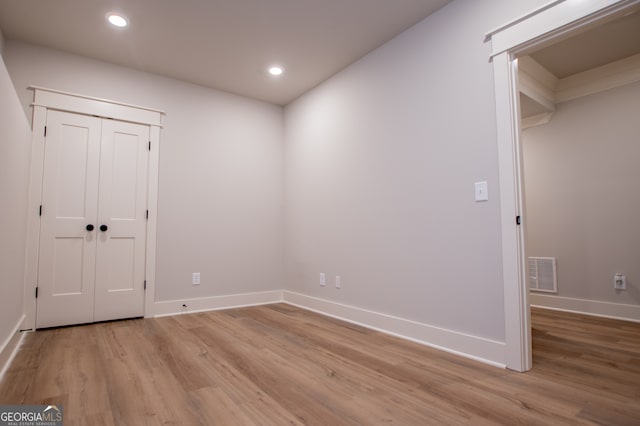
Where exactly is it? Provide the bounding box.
[475,181,489,202]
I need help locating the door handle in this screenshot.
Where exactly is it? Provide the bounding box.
[100,224,109,232]
[86,224,95,231]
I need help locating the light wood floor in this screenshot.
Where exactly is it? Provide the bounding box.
[1,305,639,425]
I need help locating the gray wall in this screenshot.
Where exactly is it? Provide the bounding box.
[3,41,285,302]
[523,81,640,306]
[283,0,547,342]
[0,52,31,348]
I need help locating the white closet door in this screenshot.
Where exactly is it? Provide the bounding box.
[93,120,149,322]
[36,111,101,328]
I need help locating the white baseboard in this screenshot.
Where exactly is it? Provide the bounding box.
[282,291,506,368]
[530,293,640,323]
[153,290,283,317]
[0,314,27,383]
[152,289,507,367]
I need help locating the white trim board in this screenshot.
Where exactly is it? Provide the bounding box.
[530,293,640,323]
[282,291,506,369]
[30,86,164,126]
[153,291,284,317]
[484,0,564,42]
[0,315,27,384]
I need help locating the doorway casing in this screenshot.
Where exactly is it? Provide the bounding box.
[22,87,164,330]
[487,0,640,372]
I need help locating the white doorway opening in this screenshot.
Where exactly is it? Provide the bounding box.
[486,0,640,372]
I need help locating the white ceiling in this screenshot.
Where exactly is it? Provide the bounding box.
[0,0,452,105]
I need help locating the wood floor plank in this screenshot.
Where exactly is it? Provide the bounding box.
[1,305,639,424]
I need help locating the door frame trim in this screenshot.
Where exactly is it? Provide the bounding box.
[23,87,163,329]
[486,0,640,371]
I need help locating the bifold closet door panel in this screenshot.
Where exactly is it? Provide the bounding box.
[36,111,101,329]
[93,119,149,322]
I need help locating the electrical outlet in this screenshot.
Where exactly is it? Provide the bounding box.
[335,275,341,289]
[614,273,626,290]
[319,273,326,287]
[192,272,201,286]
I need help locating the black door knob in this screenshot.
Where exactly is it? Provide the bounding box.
[100,224,108,232]
[86,224,94,231]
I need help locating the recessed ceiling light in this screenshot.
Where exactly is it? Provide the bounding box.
[107,13,128,28]
[268,66,284,76]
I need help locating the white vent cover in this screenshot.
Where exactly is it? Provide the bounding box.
[528,257,558,293]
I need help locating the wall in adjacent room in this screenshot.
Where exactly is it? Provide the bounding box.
[283,0,548,353]
[523,81,640,312]
[0,51,31,351]
[4,41,285,304]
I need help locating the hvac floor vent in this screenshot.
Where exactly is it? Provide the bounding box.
[528,257,558,293]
